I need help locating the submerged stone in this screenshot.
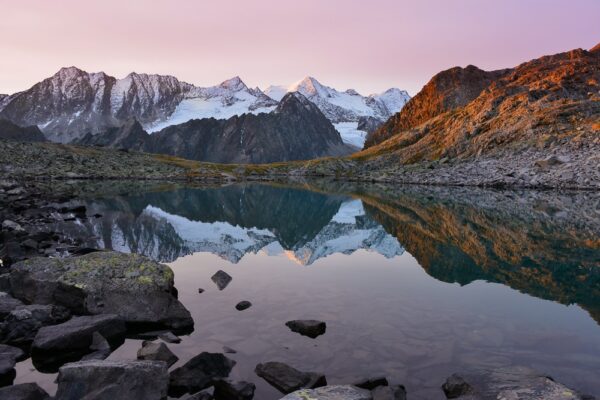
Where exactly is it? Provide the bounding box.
[285,320,326,338]
[255,361,326,394]
[211,270,232,290]
[281,385,372,400]
[169,352,236,396]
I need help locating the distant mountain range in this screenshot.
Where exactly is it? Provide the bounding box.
[0,67,410,148]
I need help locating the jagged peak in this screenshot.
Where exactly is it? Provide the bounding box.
[590,42,600,54]
[54,66,88,78]
[289,76,326,94]
[219,76,247,91]
[275,91,315,113]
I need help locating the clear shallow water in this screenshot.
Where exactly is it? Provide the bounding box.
[14,182,600,399]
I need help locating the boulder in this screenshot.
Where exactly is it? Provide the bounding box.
[0,344,26,362]
[0,304,71,345]
[9,252,193,332]
[137,341,179,368]
[442,366,594,399]
[254,361,326,394]
[80,332,111,361]
[169,352,236,397]
[354,376,388,390]
[235,301,252,311]
[0,382,50,400]
[0,292,24,319]
[159,331,181,343]
[187,391,213,400]
[31,314,126,371]
[211,270,232,290]
[213,379,256,400]
[371,385,407,400]
[285,320,326,338]
[280,385,372,400]
[55,360,168,400]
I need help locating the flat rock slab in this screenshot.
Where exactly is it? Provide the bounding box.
[55,360,168,400]
[0,382,50,400]
[31,314,126,372]
[169,352,236,397]
[255,361,326,394]
[281,385,372,400]
[445,366,594,399]
[285,320,327,338]
[10,251,193,332]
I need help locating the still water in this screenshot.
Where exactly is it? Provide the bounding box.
[15,182,600,399]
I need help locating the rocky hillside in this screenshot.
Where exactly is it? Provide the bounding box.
[0,119,47,142]
[77,92,356,163]
[361,44,600,162]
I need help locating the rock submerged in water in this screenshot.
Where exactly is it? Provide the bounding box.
[354,376,388,390]
[255,361,326,394]
[31,314,126,371]
[0,382,50,400]
[137,341,178,368]
[371,385,407,400]
[213,379,256,400]
[235,301,252,311]
[168,352,236,397]
[211,270,232,290]
[285,320,326,338]
[280,385,372,400]
[9,251,193,332]
[55,360,168,400]
[442,374,472,398]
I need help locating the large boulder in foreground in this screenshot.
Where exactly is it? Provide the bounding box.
[442,366,595,399]
[281,385,372,400]
[9,251,193,332]
[31,314,126,371]
[169,352,236,397]
[0,382,50,400]
[55,360,168,400]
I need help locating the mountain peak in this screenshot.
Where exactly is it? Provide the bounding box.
[55,66,87,78]
[219,76,247,91]
[290,76,327,96]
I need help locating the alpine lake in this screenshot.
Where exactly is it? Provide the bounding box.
[13,180,600,399]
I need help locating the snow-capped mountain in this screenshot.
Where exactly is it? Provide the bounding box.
[264,77,410,147]
[0,67,276,142]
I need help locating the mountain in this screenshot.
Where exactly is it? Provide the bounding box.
[78,92,356,163]
[0,67,276,143]
[358,43,600,164]
[364,65,508,148]
[0,118,47,142]
[265,77,411,147]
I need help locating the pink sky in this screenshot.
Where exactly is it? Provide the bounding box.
[0,0,598,96]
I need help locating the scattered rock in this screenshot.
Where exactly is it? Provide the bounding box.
[0,382,50,400]
[137,341,178,368]
[0,352,16,387]
[0,304,71,345]
[281,385,372,400]
[285,320,326,338]
[254,361,326,394]
[169,352,236,396]
[213,379,256,400]
[198,288,205,294]
[235,301,252,311]
[160,331,181,344]
[222,346,237,354]
[371,385,407,400]
[9,252,193,332]
[55,360,169,400]
[31,314,126,371]
[442,374,473,398]
[354,376,388,390]
[534,155,568,169]
[2,221,24,232]
[0,292,24,319]
[211,270,232,290]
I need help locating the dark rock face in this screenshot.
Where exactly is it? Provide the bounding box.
[0,344,26,362]
[235,301,252,311]
[0,119,47,142]
[77,92,355,164]
[285,320,327,338]
[211,270,233,291]
[0,304,71,345]
[169,352,236,396]
[0,292,24,319]
[365,65,507,148]
[356,116,384,136]
[137,341,178,368]
[9,252,193,332]
[371,385,407,400]
[0,382,50,400]
[213,379,256,400]
[0,352,16,387]
[254,361,326,394]
[442,374,473,398]
[55,360,169,400]
[80,332,112,361]
[31,314,126,371]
